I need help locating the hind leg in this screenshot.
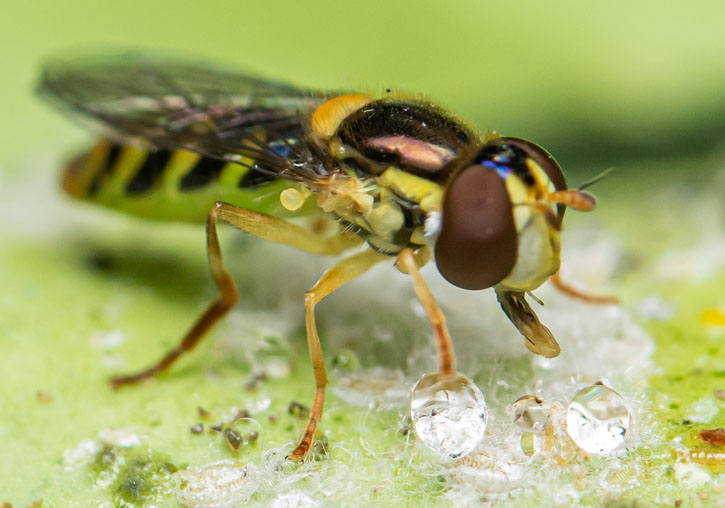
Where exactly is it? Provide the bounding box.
[110,202,362,388]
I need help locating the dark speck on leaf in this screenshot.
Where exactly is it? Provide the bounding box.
[224,428,242,453]
[288,401,310,418]
[235,408,251,420]
[245,372,267,390]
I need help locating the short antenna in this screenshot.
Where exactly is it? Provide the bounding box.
[578,167,615,191]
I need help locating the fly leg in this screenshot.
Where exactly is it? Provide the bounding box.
[110,202,362,389]
[495,289,561,358]
[288,248,388,461]
[549,272,619,305]
[396,248,456,376]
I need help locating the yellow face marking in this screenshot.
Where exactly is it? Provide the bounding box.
[505,171,534,231]
[311,94,372,140]
[526,158,557,195]
[499,172,561,291]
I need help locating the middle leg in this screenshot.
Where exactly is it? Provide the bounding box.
[288,248,389,461]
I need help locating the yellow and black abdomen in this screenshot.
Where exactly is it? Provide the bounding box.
[63,139,317,223]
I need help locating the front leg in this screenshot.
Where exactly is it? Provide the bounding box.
[549,272,619,304]
[396,248,456,376]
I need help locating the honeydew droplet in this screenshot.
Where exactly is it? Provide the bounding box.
[280,188,305,211]
[520,432,535,456]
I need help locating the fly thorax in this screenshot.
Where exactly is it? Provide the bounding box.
[330,98,476,181]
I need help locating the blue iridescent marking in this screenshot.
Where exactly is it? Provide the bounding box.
[482,159,510,179]
[268,139,291,157]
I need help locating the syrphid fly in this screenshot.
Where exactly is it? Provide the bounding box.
[38,52,615,461]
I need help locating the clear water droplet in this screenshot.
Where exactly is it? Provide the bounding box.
[410,371,487,458]
[566,383,631,454]
[511,395,549,434]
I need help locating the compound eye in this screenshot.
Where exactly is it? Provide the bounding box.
[434,165,517,290]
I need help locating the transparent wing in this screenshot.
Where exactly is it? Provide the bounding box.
[38,51,333,182]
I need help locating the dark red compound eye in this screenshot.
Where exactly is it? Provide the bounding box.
[434,165,518,290]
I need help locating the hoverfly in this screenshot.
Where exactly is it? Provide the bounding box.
[38,52,614,461]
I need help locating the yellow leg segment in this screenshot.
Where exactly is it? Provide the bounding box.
[550,272,619,305]
[396,248,456,376]
[215,204,363,255]
[110,202,362,389]
[288,248,388,461]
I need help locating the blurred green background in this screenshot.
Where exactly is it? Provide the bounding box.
[2,1,725,506]
[3,1,725,170]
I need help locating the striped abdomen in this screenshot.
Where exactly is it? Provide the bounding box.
[63,139,315,223]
